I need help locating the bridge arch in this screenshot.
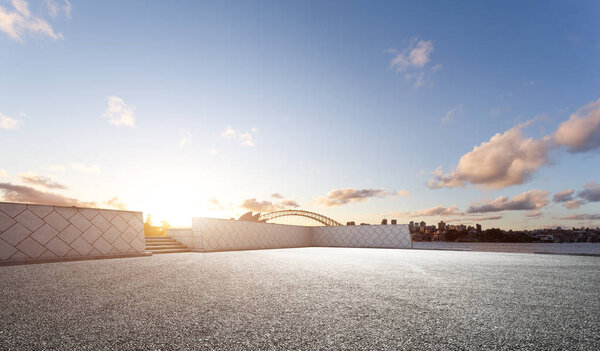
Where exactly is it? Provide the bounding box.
[258,210,342,226]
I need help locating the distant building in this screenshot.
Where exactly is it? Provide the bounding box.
[391,219,397,225]
[346,221,355,226]
[381,219,388,225]
[476,224,482,232]
[438,221,446,232]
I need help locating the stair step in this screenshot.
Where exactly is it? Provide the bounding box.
[145,245,188,250]
[145,240,178,244]
[145,236,172,239]
[146,243,180,247]
[149,248,190,254]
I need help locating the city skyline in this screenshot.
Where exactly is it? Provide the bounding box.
[1,0,600,229]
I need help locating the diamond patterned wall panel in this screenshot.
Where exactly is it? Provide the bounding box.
[187,218,412,251]
[311,224,412,249]
[0,202,145,262]
[191,218,312,251]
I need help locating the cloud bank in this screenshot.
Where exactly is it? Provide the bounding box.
[467,190,550,213]
[560,214,600,220]
[0,182,126,210]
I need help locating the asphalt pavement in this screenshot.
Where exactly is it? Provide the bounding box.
[1,248,599,350]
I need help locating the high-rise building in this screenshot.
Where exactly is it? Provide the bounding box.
[476,224,482,232]
[420,221,426,228]
[438,221,446,232]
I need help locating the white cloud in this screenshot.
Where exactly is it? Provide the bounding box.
[70,163,100,174]
[553,98,600,152]
[63,0,71,18]
[178,129,191,148]
[395,190,411,197]
[429,98,600,190]
[553,189,574,203]
[411,204,461,217]
[578,182,600,202]
[241,198,299,212]
[0,0,63,41]
[239,132,255,147]
[428,121,552,189]
[405,71,429,88]
[44,0,71,19]
[103,96,135,127]
[220,126,257,147]
[390,39,434,71]
[389,38,437,88]
[563,200,583,209]
[525,210,542,218]
[442,104,462,125]
[467,190,550,213]
[19,171,67,189]
[104,196,127,210]
[0,112,21,130]
[221,126,236,138]
[313,188,388,207]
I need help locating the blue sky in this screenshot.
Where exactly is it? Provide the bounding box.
[1,0,599,228]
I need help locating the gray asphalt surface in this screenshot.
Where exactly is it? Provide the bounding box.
[1,248,599,350]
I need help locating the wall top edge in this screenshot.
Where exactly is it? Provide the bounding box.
[0,201,142,214]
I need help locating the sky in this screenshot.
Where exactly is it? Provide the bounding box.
[1,0,599,228]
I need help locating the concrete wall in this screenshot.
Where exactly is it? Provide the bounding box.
[171,218,413,252]
[0,202,146,263]
[312,224,412,249]
[190,217,312,252]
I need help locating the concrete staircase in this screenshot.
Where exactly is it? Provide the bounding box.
[145,236,190,254]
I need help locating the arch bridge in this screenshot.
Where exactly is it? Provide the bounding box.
[258,210,343,227]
